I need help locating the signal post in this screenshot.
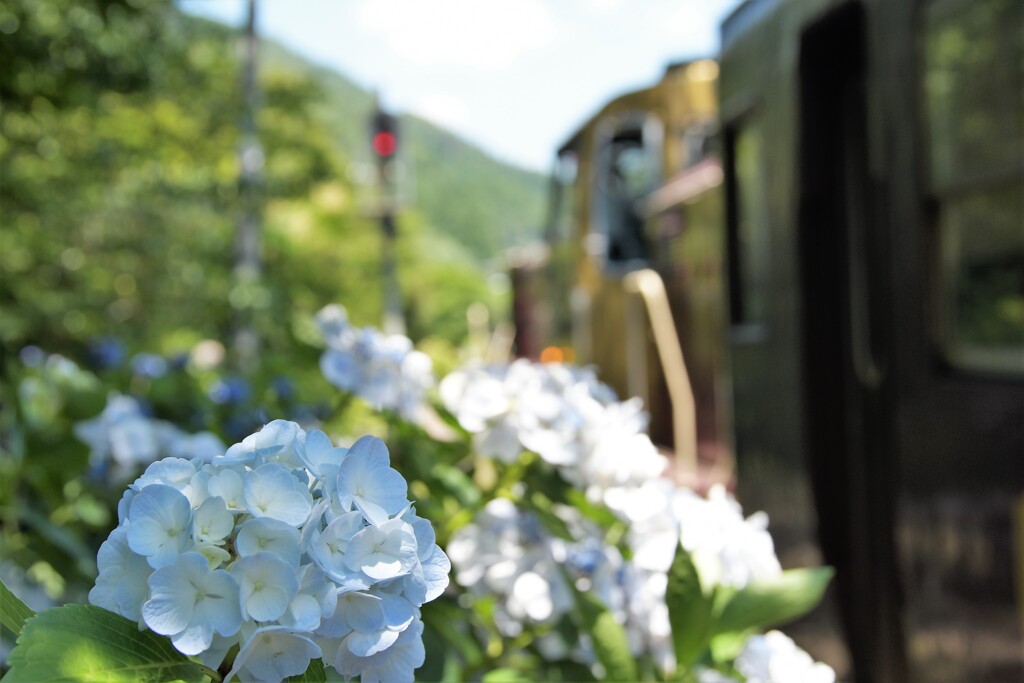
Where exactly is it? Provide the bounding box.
[370,100,405,336]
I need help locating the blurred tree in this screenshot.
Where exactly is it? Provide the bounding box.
[0,0,527,371]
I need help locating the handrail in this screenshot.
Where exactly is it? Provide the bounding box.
[623,268,698,480]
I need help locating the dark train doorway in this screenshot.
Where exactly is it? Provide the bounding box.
[798,3,905,681]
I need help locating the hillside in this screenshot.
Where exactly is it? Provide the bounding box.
[0,0,546,359]
[260,40,548,264]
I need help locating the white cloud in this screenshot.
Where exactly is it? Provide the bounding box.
[357,0,555,70]
[411,94,471,129]
[578,0,625,14]
[660,0,742,39]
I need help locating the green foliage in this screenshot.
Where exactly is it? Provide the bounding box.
[3,603,209,683]
[712,567,834,635]
[0,580,35,637]
[0,0,544,364]
[286,658,326,683]
[664,549,833,672]
[571,588,637,683]
[482,668,535,682]
[269,43,548,264]
[667,543,713,668]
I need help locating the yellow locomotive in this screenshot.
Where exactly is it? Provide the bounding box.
[512,58,729,487]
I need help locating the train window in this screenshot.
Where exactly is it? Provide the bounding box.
[545,150,578,245]
[726,119,770,328]
[591,116,662,271]
[924,0,1024,373]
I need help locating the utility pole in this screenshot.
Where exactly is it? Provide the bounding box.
[233,0,264,371]
[370,96,405,336]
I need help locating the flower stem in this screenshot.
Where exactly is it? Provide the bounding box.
[198,663,222,682]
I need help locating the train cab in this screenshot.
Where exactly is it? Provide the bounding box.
[514,60,733,485]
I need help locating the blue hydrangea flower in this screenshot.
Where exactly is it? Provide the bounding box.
[131,352,168,379]
[226,627,321,683]
[335,436,408,526]
[89,426,448,682]
[142,551,241,655]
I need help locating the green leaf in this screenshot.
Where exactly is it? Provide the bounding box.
[713,567,834,634]
[564,490,620,530]
[666,543,713,667]
[570,585,636,683]
[527,492,574,541]
[16,507,98,578]
[0,578,36,636]
[431,464,482,508]
[590,608,637,683]
[424,601,485,669]
[482,668,533,682]
[708,629,752,664]
[287,657,326,682]
[4,604,209,682]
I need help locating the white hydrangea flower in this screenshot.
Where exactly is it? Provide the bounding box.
[440,359,664,480]
[448,500,579,638]
[316,304,434,419]
[443,358,789,676]
[674,485,782,589]
[735,631,836,683]
[89,425,448,683]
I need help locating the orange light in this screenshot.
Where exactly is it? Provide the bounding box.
[372,131,397,157]
[539,346,564,363]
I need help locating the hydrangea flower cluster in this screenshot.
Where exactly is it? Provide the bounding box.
[316,305,434,420]
[695,631,836,683]
[89,420,449,683]
[448,499,574,633]
[74,393,224,482]
[443,360,786,674]
[440,360,666,489]
[610,478,782,671]
[449,499,629,667]
[733,630,836,683]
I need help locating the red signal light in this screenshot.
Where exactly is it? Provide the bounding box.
[372,131,397,157]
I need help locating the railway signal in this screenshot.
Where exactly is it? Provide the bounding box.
[371,109,398,160]
[369,98,405,336]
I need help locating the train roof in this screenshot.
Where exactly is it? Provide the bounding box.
[555,58,715,158]
[721,0,781,51]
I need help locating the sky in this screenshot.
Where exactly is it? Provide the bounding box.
[178,0,745,173]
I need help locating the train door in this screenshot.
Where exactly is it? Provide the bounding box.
[797,4,905,681]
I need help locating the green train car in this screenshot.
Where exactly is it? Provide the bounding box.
[514,0,1023,680]
[720,0,1022,680]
